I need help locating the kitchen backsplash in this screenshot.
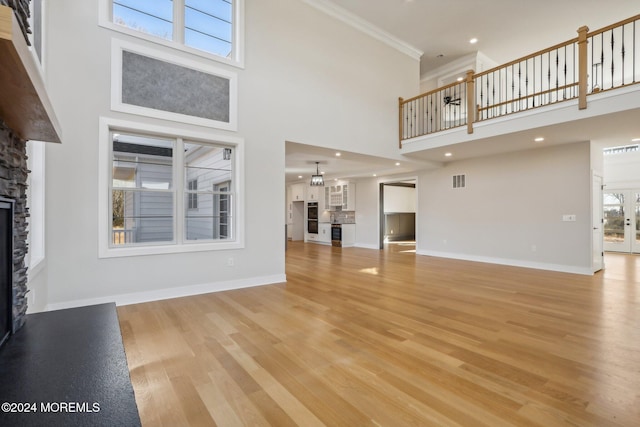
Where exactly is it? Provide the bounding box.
[330,211,355,224]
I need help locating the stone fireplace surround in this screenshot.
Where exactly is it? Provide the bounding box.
[0,120,29,333]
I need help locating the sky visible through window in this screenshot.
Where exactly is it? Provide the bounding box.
[113,0,233,57]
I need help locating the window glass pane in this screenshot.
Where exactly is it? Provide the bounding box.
[603,193,625,205]
[184,142,233,241]
[185,193,233,240]
[113,0,174,40]
[185,0,233,56]
[113,134,174,190]
[184,143,232,188]
[636,194,640,244]
[603,206,625,243]
[112,190,174,245]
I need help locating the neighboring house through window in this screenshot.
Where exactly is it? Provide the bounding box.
[99,118,244,258]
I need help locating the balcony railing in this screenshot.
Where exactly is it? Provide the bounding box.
[112,228,135,245]
[399,14,640,146]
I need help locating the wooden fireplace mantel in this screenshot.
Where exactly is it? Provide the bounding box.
[0,5,61,143]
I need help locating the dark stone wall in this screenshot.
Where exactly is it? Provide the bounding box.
[0,0,32,46]
[0,121,29,331]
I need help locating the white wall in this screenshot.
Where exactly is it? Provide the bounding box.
[41,0,420,308]
[384,185,416,212]
[417,142,592,274]
[354,178,379,249]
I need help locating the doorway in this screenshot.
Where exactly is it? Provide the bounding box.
[603,189,640,253]
[379,180,417,250]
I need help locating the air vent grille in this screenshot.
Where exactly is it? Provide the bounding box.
[453,174,466,189]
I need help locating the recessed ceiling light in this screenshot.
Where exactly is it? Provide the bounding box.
[456,77,464,82]
[470,38,478,44]
[632,138,640,142]
[335,152,341,157]
[373,174,377,177]
[534,137,545,142]
[395,162,401,166]
[321,171,325,175]
[298,175,302,179]
[445,152,452,157]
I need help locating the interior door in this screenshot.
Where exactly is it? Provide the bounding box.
[633,190,640,253]
[592,175,604,272]
[603,189,640,253]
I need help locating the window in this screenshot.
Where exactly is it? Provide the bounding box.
[25,141,45,274]
[187,179,198,210]
[29,0,44,62]
[99,118,244,257]
[102,0,244,66]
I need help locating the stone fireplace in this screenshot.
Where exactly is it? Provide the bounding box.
[0,120,29,335]
[0,1,61,346]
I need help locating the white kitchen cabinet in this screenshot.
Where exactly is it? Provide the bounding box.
[325,181,356,211]
[319,223,331,243]
[307,185,320,201]
[290,183,305,201]
[341,224,356,247]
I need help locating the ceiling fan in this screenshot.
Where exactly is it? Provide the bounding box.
[443,95,461,106]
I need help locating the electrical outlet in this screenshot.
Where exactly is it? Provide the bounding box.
[227,257,234,267]
[562,214,577,222]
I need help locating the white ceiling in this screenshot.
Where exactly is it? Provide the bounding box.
[332,0,640,74]
[286,141,433,184]
[286,1,640,183]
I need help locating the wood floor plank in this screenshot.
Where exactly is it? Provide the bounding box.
[119,242,640,426]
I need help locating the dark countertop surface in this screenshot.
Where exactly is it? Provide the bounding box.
[0,303,141,427]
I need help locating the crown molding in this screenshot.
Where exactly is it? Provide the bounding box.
[301,0,423,61]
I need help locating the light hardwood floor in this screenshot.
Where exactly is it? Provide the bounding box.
[118,242,640,426]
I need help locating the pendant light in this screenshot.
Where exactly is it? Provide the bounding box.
[310,161,324,186]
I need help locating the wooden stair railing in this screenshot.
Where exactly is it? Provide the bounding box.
[399,13,640,146]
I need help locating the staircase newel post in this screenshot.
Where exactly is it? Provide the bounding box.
[398,97,404,148]
[577,25,589,110]
[465,70,475,134]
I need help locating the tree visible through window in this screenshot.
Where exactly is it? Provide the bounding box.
[112,0,233,58]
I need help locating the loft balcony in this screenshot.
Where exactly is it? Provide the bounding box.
[399,14,640,161]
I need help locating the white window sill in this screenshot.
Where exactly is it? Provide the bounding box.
[98,21,245,70]
[99,240,244,259]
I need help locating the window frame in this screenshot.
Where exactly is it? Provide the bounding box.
[99,117,244,258]
[98,0,245,69]
[25,140,46,276]
[110,39,238,132]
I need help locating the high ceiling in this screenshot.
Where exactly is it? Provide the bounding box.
[286,1,640,183]
[332,0,640,74]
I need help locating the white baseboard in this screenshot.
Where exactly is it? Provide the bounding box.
[45,274,287,312]
[355,243,379,250]
[416,249,593,276]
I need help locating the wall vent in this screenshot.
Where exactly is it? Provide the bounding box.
[452,174,466,188]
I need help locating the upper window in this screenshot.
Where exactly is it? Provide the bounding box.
[101,0,244,67]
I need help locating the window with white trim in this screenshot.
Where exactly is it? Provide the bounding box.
[105,0,241,64]
[109,131,236,248]
[25,140,45,273]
